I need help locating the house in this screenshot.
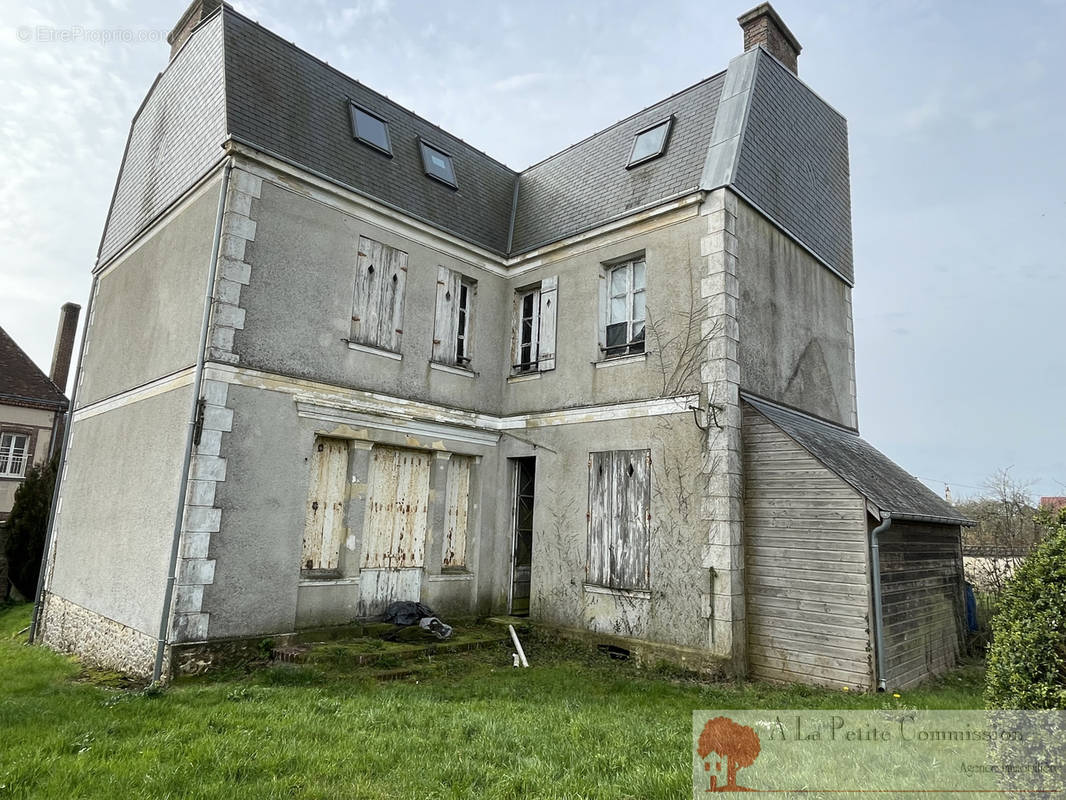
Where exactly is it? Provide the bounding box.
[0,304,79,596]
[34,1,972,689]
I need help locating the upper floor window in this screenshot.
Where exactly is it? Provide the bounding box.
[432,267,476,367]
[601,258,646,358]
[349,102,392,156]
[350,236,408,353]
[420,139,458,188]
[626,117,673,168]
[0,432,30,477]
[510,276,558,374]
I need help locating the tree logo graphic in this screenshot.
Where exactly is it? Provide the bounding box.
[697,716,761,792]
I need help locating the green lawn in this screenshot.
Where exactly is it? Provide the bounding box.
[0,603,984,799]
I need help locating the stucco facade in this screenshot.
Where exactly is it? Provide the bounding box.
[37,1,969,688]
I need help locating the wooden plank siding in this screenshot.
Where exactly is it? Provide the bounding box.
[742,407,874,689]
[877,521,964,689]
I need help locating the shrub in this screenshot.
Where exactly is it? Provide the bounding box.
[3,455,57,598]
[985,510,1066,709]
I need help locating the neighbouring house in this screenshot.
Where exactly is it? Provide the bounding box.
[0,303,79,597]
[1039,497,1066,513]
[35,1,972,689]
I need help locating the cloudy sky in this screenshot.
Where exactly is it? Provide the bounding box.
[2,0,1063,499]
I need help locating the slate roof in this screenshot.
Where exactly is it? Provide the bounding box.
[745,395,972,525]
[96,4,854,282]
[510,73,725,253]
[0,327,68,411]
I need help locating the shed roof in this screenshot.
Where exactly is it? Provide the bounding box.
[744,395,971,525]
[0,327,68,411]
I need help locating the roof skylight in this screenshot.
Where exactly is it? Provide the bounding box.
[627,117,673,168]
[349,102,392,156]
[420,139,458,188]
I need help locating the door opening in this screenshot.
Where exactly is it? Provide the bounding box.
[509,457,535,616]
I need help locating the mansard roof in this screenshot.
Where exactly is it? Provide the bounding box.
[97,5,853,284]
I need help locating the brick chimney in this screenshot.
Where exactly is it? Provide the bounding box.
[49,302,81,395]
[738,3,802,74]
[167,0,222,60]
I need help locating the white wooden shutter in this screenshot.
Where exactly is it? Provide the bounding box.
[351,236,383,346]
[432,266,460,364]
[302,437,349,572]
[364,446,430,569]
[443,455,472,567]
[587,452,610,586]
[537,275,558,371]
[378,245,408,352]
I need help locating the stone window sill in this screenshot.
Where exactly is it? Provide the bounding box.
[583,583,651,600]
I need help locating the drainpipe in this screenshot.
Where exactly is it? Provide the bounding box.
[152,157,233,684]
[29,279,99,642]
[869,513,893,692]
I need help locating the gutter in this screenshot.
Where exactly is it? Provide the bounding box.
[869,514,893,692]
[29,275,99,643]
[151,156,233,684]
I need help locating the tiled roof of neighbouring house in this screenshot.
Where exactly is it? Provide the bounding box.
[745,395,972,525]
[0,327,68,411]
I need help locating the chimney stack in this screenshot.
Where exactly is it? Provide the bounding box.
[49,302,81,395]
[167,0,222,60]
[738,3,802,75]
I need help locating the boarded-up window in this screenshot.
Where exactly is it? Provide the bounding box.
[351,236,408,352]
[432,267,476,367]
[510,275,558,373]
[302,437,350,575]
[443,455,472,567]
[363,446,430,569]
[587,450,651,590]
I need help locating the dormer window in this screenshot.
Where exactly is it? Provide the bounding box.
[626,117,673,168]
[349,102,392,156]
[420,139,458,188]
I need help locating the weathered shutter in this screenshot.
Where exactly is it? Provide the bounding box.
[302,437,349,572]
[364,446,429,569]
[510,291,521,371]
[587,452,610,586]
[615,450,650,590]
[443,455,472,567]
[377,245,408,352]
[537,275,558,371]
[351,236,383,346]
[432,266,460,364]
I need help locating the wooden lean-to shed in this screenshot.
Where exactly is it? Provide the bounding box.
[741,396,972,691]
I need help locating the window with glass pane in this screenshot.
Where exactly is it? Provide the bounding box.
[605,260,646,357]
[516,288,539,371]
[456,280,472,363]
[0,432,30,477]
[627,118,672,168]
[349,102,392,156]
[420,140,458,187]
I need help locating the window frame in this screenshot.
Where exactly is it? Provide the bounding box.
[626,116,674,169]
[0,431,31,478]
[419,138,458,188]
[454,277,475,366]
[513,285,541,374]
[602,258,646,359]
[348,101,393,157]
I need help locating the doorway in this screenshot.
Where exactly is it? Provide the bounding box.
[509,457,535,616]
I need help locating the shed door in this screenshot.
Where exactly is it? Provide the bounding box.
[359,446,430,616]
[302,437,349,572]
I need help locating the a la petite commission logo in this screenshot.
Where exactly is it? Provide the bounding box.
[697,716,761,792]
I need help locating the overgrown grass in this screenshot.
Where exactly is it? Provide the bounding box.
[0,603,984,799]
